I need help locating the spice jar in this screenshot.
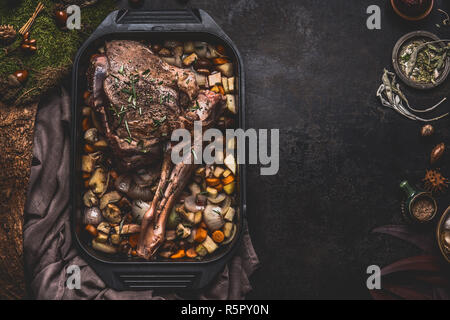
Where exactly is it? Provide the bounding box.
[400,180,437,223]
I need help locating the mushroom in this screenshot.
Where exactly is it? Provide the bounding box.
[131,199,150,223]
[172,46,184,67]
[89,167,107,194]
[194,41,208,58]
[83,207,103,226]
[184,195,205,213]
[99,191,122,210]
[176,223,192,239]
[97,222,111,234]
[81,152,101,173]
[83,189,98,207]
[84,128,99,144]
[158,48,172,57]
[103,203,122,224]
[188,182,201,196]
[184,41,195,54]
[163,40,183,48]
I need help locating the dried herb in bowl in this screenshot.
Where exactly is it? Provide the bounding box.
[399,39,450,84]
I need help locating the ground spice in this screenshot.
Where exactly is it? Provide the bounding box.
[411,197,435,220]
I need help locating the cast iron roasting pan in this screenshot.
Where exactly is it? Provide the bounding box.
[70,9,246,291]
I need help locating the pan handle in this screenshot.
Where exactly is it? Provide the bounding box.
[88,9,231,41]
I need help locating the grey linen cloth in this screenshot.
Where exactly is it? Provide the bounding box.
[24,87,259,300]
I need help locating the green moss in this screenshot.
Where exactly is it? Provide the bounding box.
[0,0,117,104]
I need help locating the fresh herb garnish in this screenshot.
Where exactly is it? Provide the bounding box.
[124,120,132,139]
[118,64,125,75]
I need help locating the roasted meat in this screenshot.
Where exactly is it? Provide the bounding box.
[86,40,226,259]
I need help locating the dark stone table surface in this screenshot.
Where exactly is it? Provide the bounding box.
[121,0,450,299]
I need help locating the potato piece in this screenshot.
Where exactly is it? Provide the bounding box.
[224,153,236,175]
[223,182,236,195]
[222,77,229,93]
[228,77,235,93]
[195,73,208,88]
[213,167,225,178]
[208,72,222,87]
[201,235,218,254]
[216,63,233,77]
[89,167,107,194]
[96,232,108,243]
[82,155,95,173]
[224,207,235,222]
[111,233,121,245]
[222,169,232,178]
[223,222,234,238]
[207,187,218,198]
[183,53,198,66]
[195,244,208,257]
[194,211,203,225]
[92,239,117,254]
[226,94,237,114]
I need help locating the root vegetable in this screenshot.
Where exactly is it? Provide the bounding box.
[92,239,117,254]
[85,224,98,237]
[207,193,226,204]
[183,53,198,66]
[224,207,235,222]
[223,182,236,195]
[207,187,218,198]
[224,154,236,175]
[208,72,222,86]
[201,235,218,254]
[212,230,225,243]
[206,178,220,187]
[222,174,235,186]
[96,232,108,243]
[170,249,186,259]
[114,224,141,235]
[194,228,207,243]
[186,247,198,258]
[195,244,208,257]
[216,63,233,77]
[226,94,237,114]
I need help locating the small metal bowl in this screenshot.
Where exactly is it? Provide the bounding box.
[392,31,450,90]
[437,206,450,264]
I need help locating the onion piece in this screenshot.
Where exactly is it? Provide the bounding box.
[203,205,225,231]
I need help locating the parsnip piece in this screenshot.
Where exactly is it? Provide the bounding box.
[226,94,237,114]
[208,72,222,87]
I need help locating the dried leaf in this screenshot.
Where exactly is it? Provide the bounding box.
[372,225,434,252]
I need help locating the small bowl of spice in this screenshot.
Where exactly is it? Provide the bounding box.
[400,180,437,223]
[437,206,450,264]
[392,31,450,89]
[391,0,434,21]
